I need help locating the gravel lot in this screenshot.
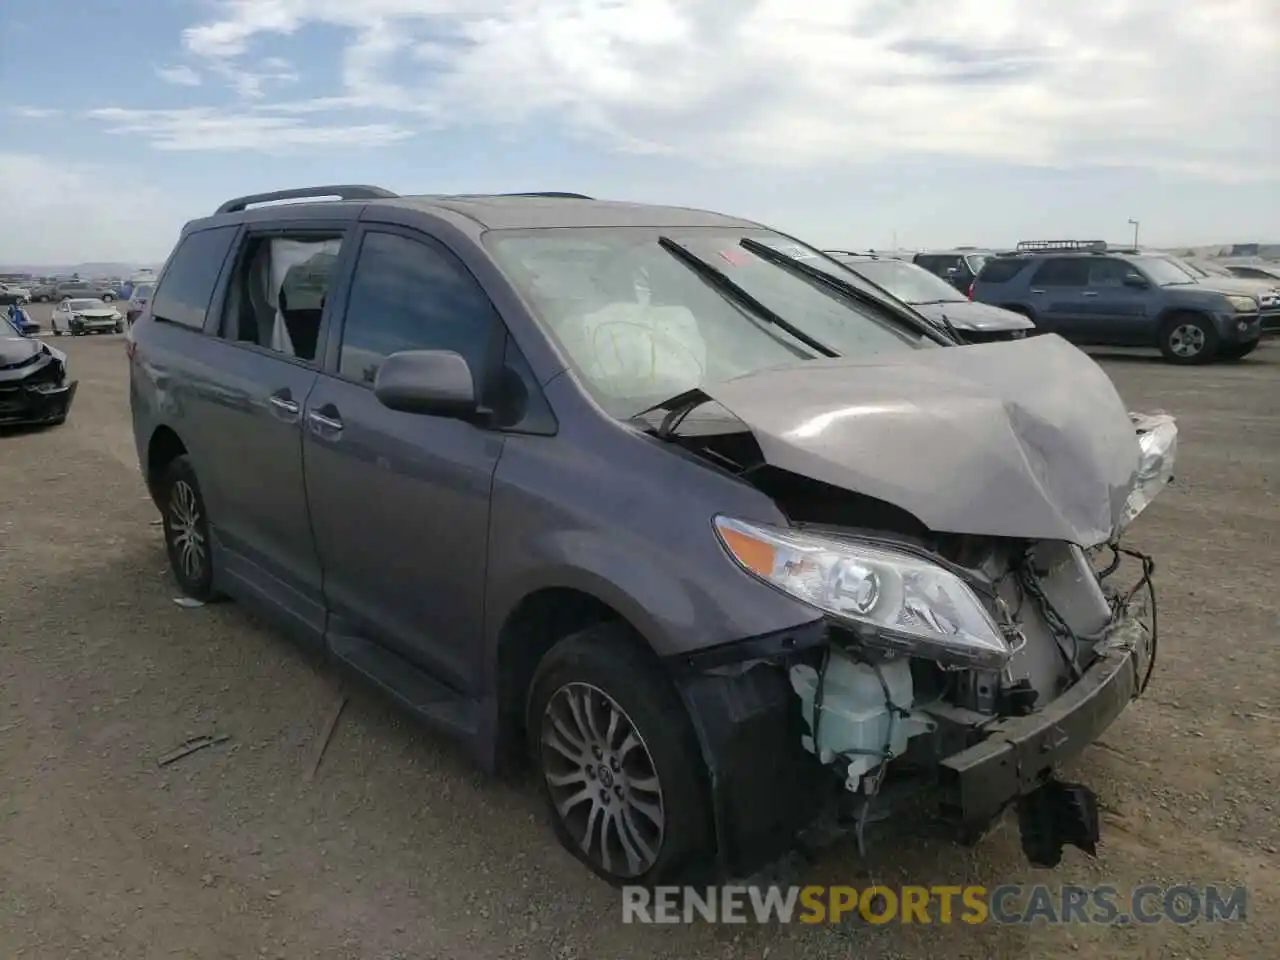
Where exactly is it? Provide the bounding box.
[3,310,1278,959]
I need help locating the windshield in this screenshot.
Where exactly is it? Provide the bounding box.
[133,284,154,299]
[1161,257,1204,278]
[486,227,929,418]
[67,299,104,310]
[843,258,968,304]
[1132,257,1197,286]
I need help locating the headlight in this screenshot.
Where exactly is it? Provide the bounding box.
[29,380,65,393]
[1119,413,1178,530]
[1226,295,1258,312]
[713,516,1011,669]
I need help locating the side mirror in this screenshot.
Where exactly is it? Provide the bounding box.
[373,349,478,417]
[1122,273,1149,288]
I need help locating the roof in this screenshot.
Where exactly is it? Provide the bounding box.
[379,194,759,231]
[202,185,760,234]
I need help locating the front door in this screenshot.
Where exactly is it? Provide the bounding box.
[304,226,505,691]
[1079,258,1153,345]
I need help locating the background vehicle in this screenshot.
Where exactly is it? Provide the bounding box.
[51,298,124,335]
[827,251,1033,342]
[971,240,1266,363]
[130,185,1169,886]
[0,283,33,305]
[0,334,77,426]
[39,280,117,302]
[1223,261,1280,283]
[126,282,155,325]
[912,248,992,294]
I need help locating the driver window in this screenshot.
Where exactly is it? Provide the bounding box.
[1087,259,1133,287]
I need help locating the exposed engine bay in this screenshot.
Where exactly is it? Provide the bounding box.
[636,339,1177,872]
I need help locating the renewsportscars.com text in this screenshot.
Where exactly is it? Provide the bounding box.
[621,884,1247,925]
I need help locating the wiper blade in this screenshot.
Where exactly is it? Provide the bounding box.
[658,237,839,358]
[739,238,957,345]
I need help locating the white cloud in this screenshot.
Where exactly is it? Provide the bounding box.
[10,106,61,118]
[0,154,184,264]
[163,0,1278,179]
[155,64,203,86]
[86,107,413,152]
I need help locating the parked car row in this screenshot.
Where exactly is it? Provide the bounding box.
[907,240,1279,364]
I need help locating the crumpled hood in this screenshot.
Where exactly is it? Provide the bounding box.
[700,335,1141,546]
[913,299,1034,332]
[73,308,119,318]
[1188,277,1279,297]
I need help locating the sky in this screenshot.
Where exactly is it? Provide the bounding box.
[1,0,1277,265]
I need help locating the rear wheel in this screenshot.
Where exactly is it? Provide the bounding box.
[1218,340,1260,361]
[1159,314,1218,364]
[158,455,217,601]
[526,624,711,886]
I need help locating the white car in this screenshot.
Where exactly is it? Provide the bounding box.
[51,298,124,336]
[1,282,31,303]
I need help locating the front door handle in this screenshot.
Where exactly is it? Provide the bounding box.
[1029,288,1046,294]
[1081,290,1099,297]
[308,410,343,433]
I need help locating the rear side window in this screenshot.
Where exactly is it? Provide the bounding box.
[151,226,238,330]
[336,230,499,386]
[977,258,1030,283]
[1030,258,1090,287]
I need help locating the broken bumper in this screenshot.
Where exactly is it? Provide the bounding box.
[937,613,1150,836]
[0,379,78,426]
[670,610,1151,879]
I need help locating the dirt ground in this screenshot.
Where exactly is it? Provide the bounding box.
[3,312,1278,959]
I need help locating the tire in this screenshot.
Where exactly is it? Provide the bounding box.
[1159,313,1218,364]
[526,624,712,886]
[158,455,217,601]
[1218,340,1259,361]
[52,328,62,337]
[102,293,115,301]
[113,323,123,334]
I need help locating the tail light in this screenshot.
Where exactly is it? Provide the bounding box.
[967,281,975,300]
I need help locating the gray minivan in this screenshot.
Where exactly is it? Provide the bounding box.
[130,186,1175,885]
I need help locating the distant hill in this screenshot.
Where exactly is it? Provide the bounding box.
[0,262,163,278]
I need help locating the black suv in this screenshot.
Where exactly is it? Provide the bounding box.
[912,249,992,294]
[971,241,1267,363]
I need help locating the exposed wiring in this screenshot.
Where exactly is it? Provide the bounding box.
[1113,546,1159,695]
[1016,555,1084,683]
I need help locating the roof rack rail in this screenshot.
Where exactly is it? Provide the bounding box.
[1015,239,1108,253]
[215,184,399,216]
[496,192,593,199]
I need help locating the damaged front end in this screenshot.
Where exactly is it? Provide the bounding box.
[0,336,78,427]
[653,342,1176,877]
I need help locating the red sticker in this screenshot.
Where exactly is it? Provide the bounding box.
[717,249,751,266]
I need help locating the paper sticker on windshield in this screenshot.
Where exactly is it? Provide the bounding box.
[718,249,752,266]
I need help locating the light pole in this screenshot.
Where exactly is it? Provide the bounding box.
[1127,218,1140,249]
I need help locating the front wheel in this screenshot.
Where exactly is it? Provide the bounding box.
[527,625,712,886]
[158,455,217,601]
[102,293,115,301]
[1159,314,1218,364]
[113,323,123,334]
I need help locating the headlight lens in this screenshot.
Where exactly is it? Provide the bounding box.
[1226,295,1258,312]
[713,516,1010,669]
[1119,413,1178,530]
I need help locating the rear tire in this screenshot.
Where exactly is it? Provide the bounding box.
[1159,314,1218,364]
[158,455,218,602]
[1218,340,1259,361]
[526,624,712,886]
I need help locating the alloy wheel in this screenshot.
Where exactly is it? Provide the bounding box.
[1169,323,1206,358]
[540,682,665,879]
[168,479,205,583]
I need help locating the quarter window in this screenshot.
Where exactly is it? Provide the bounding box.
[151,226,239,330]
